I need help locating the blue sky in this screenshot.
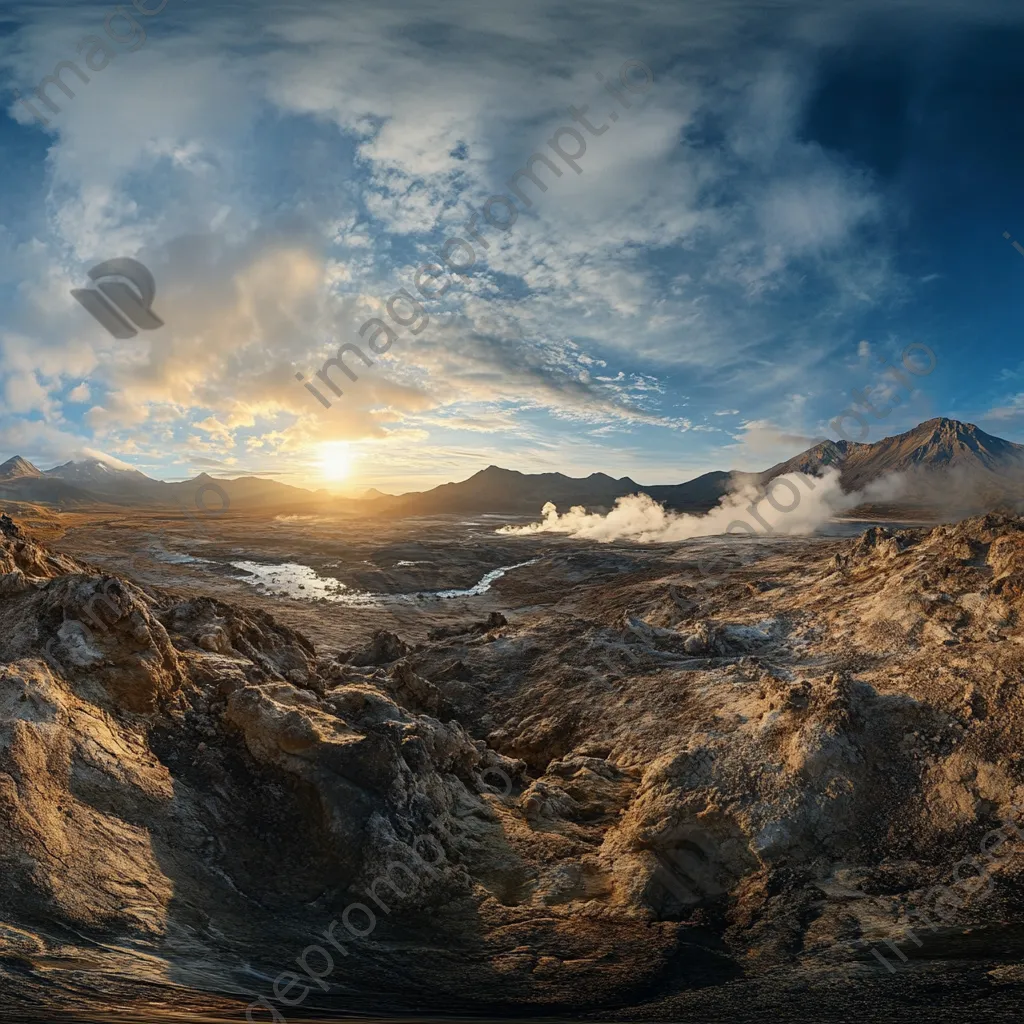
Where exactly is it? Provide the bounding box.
[2,0,1024,492]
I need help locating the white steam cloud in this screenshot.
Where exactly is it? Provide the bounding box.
[498,468,907,543]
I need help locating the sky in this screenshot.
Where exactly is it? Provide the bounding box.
[2,0,1024,493]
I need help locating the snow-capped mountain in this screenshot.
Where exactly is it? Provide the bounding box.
[44,458,155,488]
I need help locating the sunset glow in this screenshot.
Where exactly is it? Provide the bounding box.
[318,442,353,482]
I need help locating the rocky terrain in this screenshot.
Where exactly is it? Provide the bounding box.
[4,509,1024,1020]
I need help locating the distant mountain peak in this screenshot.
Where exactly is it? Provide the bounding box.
[911,417,976,439]
[816,417,1024,492]
[46,457,150,480]
[881,417,1019,457]
[917,416,972,429]
[759,438,857,480]
[0,456,42,480]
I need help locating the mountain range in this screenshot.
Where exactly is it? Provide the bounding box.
[0,457,328,511]
[3,418,1023,516]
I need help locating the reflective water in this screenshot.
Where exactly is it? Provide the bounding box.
[229,558,539,604]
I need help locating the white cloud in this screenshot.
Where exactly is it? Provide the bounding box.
[985,394,1024,421]
[78,447,135,470]
[725,418,827,469]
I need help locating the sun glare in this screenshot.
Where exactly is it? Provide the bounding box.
[318,442,353,482]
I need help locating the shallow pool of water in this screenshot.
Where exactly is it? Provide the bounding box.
[228,558,539,605]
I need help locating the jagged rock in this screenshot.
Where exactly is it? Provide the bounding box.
[348,629,410,666]
[431,658,472,682]
[0,569,30,596]
[160,596,322,691]
[682,633,705,654]
[428,611,507,641]
[36,575,186,712]
[0,514,79,579]
[387,659,441,713]
[852,525,916,559]
[682,621,720,655]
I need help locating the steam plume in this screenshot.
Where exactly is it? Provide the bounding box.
[498,468,907,543]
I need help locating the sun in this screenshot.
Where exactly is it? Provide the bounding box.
[318,442,353,482]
